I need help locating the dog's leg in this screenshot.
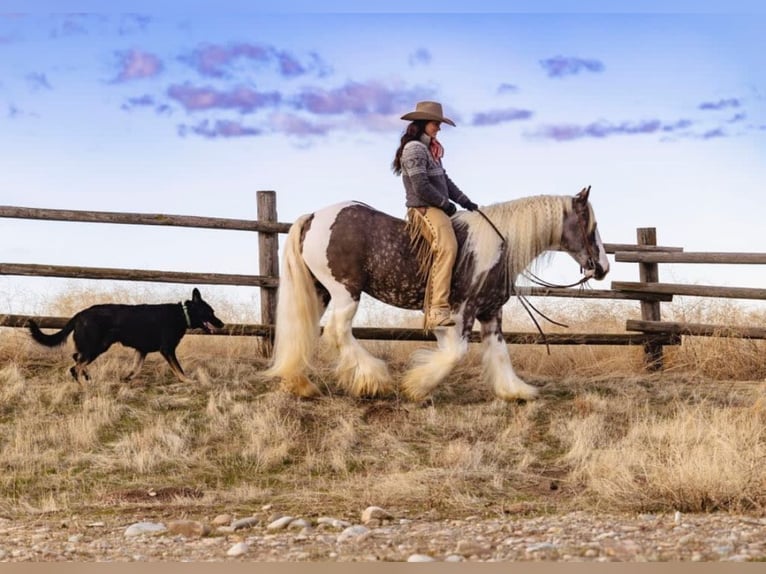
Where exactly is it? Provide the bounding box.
[123,352,146,382]
[161,349,194,384]
[70,361,91,383]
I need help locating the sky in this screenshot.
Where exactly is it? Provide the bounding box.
[1,1,764,319]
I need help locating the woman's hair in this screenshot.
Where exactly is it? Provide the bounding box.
[392,120,427,175]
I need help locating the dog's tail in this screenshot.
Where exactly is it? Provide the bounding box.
[262,214,323,397]
[27,318,75,347]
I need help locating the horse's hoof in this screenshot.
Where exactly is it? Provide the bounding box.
[282,376,321,398]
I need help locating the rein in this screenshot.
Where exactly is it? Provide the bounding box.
[475,206,595,354]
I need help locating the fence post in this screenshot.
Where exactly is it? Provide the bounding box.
[257,190,279,341]
[637,227,663,369]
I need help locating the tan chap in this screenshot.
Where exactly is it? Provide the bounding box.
[407,206,457,317]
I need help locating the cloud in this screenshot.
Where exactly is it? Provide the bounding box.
[113,49,163,82]
[117,14,151,36]
[698,98,741,111]
[269,113,331,137]
[121,94,170,115]
[540,55,605,78]
[728,112,747,123]
[531,118,692,141]
[701,128,726,139]
[497,83,518,94]
[122,94,155,109]
[178,119,262,139]
[181,42,327,79]
[7,104,37,119]
[293,80,433,117]
[167,83,281,114]
[471,107,533,126]
[408,48,432,66]
[26,72,52,91]
[49,14,92,38]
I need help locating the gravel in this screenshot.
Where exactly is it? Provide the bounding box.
[1,509,765,562]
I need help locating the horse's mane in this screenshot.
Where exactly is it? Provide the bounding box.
[457,194,593,282]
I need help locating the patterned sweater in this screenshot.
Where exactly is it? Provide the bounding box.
[400,134,472,211]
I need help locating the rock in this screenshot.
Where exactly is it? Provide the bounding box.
[124,522,167,537]
[227,542,249,557]
[337,525,370,542]
[167,520,211,538]
[212,514,232,527]
[317,517,351,530]
[407,554,436,562]
[526,542,555,553]
[232,516,262,531]
[455,540,490,556]
[288,518,311,530]
[267,516,294,531]
[361,506,392,525]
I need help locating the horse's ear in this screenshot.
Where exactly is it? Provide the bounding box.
[192,288,201,301]
[576,186,591,203]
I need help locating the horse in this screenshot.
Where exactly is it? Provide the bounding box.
[263,186,609,402]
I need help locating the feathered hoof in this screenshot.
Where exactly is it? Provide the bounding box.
[495,381,540,402]
[400,380,432,403]
[281,375,321,398]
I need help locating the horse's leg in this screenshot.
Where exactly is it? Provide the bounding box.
[263,214,324,398]
[480,309,539,401]
[323,289,392,397]
[401,319,467,402]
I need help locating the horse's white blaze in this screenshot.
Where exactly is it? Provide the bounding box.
[401,326,467,401]
[482,334,539,400]
[595,227,610,275]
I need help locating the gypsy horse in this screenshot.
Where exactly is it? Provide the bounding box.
[264,186,609,402]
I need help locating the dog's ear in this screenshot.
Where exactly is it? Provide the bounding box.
[192,288,201,301]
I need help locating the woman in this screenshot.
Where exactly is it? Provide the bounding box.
[392,101,478,329]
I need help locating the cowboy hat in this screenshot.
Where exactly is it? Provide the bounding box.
[400,101,456,127]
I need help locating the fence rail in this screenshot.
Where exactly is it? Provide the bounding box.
[1,193,764,369]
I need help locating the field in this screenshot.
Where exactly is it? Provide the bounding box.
[1,287,765,529]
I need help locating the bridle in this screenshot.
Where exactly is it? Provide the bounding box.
[475,202,600,353]
[476,202,599,290]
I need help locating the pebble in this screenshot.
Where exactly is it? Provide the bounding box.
[167,520,210,538]
[337,525,370,542]
[212,514,232,526]
[317,517,351,530]
[124,522,167,537]
[0,510,763,562]
[266,516,294,531]
[226,542,249,557]
[407,554,436,562]
[232,517,261,531]
[361,506,392,525]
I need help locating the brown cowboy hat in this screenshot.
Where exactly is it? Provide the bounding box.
[400,101,456,127]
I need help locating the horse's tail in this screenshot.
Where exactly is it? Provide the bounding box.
[263,214,323,397]
[28,317,76,347]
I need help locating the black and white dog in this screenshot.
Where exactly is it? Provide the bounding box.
[27,288,224,383]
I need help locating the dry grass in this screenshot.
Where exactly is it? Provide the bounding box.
[0,288,765,520]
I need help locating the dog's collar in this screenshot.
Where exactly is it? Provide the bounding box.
[181,302,192,328]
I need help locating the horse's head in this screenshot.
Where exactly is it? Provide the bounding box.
[560,186,610,281]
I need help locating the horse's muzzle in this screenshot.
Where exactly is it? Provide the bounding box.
[584,261,608,281]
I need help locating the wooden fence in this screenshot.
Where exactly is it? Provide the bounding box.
[2,191,765,368]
